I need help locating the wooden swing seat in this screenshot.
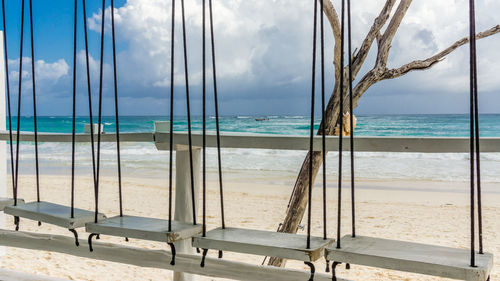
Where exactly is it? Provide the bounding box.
[192,227,334,262]
[0,198,24,211]
[325,235,493,281]
[4,201,105,229]
[85,215,202,243]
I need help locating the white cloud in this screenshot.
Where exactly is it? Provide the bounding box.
[6,0,500,115]
[84,0,500,103]
[36,59,69,82]
[7,57,69,92]
[87,0,322,99]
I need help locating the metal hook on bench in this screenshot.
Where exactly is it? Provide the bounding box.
[14,216,19,231]
[304,262,315,281]
[331,261,341,281]
[200,249,208,267]
[68,229,79,246]
[167,243,176,266]
[88,233,99,252]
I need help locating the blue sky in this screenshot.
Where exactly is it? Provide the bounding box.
[2,0,500,116]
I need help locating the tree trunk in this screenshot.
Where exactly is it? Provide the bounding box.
[268,0,499,268]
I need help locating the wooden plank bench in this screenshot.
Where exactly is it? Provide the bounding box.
[192,227,333,262]
[4,201,105,246]
[0,197,24,211]
[85,215,203,265]
[325,236,493,281]
[4,201,104,229]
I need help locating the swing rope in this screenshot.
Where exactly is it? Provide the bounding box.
[209,0,225,230]
[82,0,98,202]
[13,0,25,208]
[94,0,106,223]
[336,0,345,249]
[28,0,40,204]
[71,0,78,218]
[168,0,175,232]
[1,0,16,205]
[307,0,318,249]
[319,0,327,241]
[110,0,123,218]
[202,0,206,237]
[201,0,225,236]
[347,0,355,238]
[180,0,197,226]
[469,0,483,256]
[468,0,484,267]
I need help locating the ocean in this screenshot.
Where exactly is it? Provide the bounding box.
[7,114,500,186]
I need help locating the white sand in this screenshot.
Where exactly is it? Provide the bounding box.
[0,174,498,281]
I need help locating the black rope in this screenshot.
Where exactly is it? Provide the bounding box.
[347,0,355,238]
[82,0,98,217]
[2,0,16,205]
[94,0,106,223]
[71,0,78,218]
[470,0,483,255]
[110,0,123,218]
[468,0,479,267]
[202,0,207,237]
[307,0,318,250]
[14,0,25,207]
[168,0,176,232]
[336,0,345,249]
[208,0,225,229]
[319,0,327,241]
[180,0,197,226]
[28,0,40,204]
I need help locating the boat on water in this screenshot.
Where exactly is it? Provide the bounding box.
[255,117,269,121]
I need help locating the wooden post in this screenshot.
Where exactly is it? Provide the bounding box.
[154,122,200,281]
[83,124,103,134]
[0,31,7,254]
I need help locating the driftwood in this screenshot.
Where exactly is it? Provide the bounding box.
[269,0,500,267]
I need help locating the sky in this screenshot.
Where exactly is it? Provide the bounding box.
[1,0,499,116]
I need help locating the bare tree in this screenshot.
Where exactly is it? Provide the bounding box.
[269,0,500,267]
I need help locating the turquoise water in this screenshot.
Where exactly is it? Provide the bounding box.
[7,114,500,137]
[7,114,500,186]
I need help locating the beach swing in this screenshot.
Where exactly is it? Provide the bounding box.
[324,1,493,280]
[84,0,202,265]
[0,0,25,211]
[191,0,333,277]
[4,0,105,246]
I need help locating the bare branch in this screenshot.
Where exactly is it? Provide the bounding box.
[381,25,500,80]
[376,0,412,68]
[352,0,397,76]
[320,0,343,87]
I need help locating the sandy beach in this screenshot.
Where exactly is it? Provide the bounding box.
[0,173,498,281]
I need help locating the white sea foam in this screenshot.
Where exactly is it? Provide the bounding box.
[10,142,500,184]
